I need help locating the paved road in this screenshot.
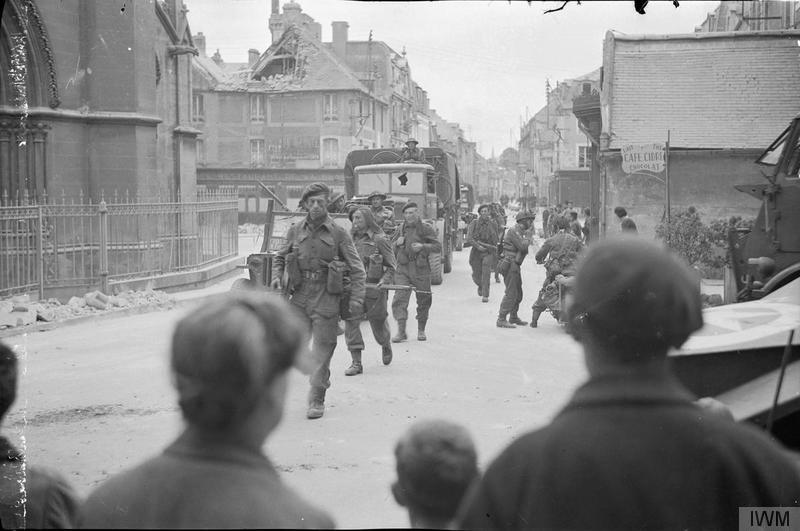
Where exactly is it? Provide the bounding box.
[5,240,586,528]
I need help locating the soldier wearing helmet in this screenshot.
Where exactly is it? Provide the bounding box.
[368,190,393,231]
[530,214,583,328]
[400,139,426,164]
[496,209,536,328]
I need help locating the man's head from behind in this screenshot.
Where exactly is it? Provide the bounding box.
[614,206,628,220]
[567,237,703,371]
[0,342,18,425]
[392,419,478,528]
[171,292,307,439]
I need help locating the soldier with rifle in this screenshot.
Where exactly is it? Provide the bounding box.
[496,209,536,328]
[270,182,366,420]
[342,206,397,376]
[466,204,500,303]
[391,201,442,342]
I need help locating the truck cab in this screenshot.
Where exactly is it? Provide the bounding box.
[353,162,438,223]
[728,114,800,302]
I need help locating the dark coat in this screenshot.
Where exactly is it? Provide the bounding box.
[456,374,800,531]
[0,437,80,529]
[79,434,335,529]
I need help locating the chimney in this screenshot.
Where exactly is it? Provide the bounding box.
[212,49,223,66]
[271,0,279,14]
[332,21,348,59]
[194,32,206,56]
[248,49,260,67]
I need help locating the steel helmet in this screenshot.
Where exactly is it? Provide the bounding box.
[516,209,536,222]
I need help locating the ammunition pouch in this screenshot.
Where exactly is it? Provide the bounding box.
[327,256,347,294]
[367,253,384,282]
[497,257,511,277]
[285,251,303,290]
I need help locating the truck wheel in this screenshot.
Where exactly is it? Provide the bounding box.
[444,249,452,274]
[429,252,443,285]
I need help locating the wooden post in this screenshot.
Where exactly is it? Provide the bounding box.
[665,130,671,244]
[260,198,275,253]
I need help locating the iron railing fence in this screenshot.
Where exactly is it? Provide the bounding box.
[0,189,238,299]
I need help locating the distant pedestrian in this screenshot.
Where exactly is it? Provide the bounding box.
[568,210,582,239]
[456,237,800,530]
[343,206,397,376]
[541,207,551,236]
[392,419,479,529]
[466,204,499,303]
[621,217,638,233]
[0,342,80,529]
[581,207,596,243]
[272,182,366,419]
[614,206,638,233]
[496,209,535,328]
[81,292,334,528]
[391,201,442,342]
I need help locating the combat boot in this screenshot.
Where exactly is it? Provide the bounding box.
[509,315,528,326]
[496,315,516,328]
[344,351,363,376]
[382,344,393,365]
[529,309,542,328]
[392,320,407,343]
[417,320,427,341]
[306,387,326,419]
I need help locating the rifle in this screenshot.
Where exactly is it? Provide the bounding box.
[365,283,432,295]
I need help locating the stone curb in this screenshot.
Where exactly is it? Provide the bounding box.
[0,291,223,339]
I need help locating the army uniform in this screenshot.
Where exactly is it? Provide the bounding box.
[530,228,583,327]
[466,214,499,301]
[399,138,426,164]
[343,221,397,375]
[391,217,442,341]
[497,212,535,326]
[272,210,365,418]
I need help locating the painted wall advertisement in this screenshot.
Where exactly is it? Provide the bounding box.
[621,142,666,174]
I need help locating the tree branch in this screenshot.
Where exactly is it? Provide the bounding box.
[543,1,579,14]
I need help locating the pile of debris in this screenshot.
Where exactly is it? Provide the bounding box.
[0,290,175,330]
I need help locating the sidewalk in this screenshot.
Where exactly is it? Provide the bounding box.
[0,232,267,338]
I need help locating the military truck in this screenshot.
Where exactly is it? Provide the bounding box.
[669,114,800,452]
[344,147,462,285]
[727,113,800,302]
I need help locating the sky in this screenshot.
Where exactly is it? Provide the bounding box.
[184,0,720,158]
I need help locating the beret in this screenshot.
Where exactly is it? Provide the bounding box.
[300,182,331,204]
[568,236,703,353]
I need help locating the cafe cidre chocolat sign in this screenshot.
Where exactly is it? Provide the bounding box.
[621,143,666,174]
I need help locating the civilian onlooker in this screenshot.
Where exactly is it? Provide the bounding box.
[581,207,596,243]
[541,206,551,236]
[79,292,335,529]
[392,419,479,529]
[456,237,800,530]
[621,216,638,233]
[614,205,638,233]
[0,342,80,529]
[568,210,582,240]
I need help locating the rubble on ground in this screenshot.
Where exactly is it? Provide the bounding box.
[0,290,175,331]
